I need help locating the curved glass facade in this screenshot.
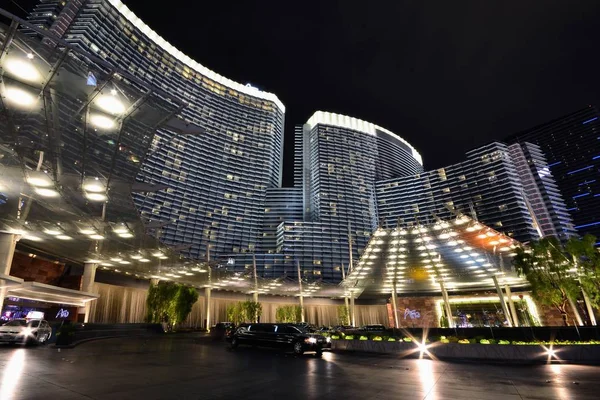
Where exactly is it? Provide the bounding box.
[28,0,286,261]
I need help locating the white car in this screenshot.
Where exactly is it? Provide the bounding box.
[0,319,52,345]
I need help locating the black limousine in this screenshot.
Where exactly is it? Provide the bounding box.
[229,323,331,355]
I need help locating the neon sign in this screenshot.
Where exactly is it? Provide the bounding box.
[404,308,421,320]
[56,309,70,319]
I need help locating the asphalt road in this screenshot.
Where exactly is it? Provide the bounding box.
[0,335,598,399]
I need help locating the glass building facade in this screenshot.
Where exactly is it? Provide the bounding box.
[376,142,576,243]
[224,111,424,282]
[25,0,286,261]
[505,107,600,241]
[287,111,424,281]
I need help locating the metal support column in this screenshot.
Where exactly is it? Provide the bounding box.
[492,275,513,327]
[350,291,356,327]
[504,285,520,327]
[252,255,259,303]
[297,260,305,323]
[567,296,584,326]
[391,280,400,329]
[81,262,97,323]
[439,281,454,328]
[582,289,597,326]
[205,286,212,332]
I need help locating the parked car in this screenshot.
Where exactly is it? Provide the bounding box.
[210,322,235,341]
[0,319,52,345]
[360,324,387,332]
[230,323,331,355]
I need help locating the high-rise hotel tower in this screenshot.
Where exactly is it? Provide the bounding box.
[26,0,286,261]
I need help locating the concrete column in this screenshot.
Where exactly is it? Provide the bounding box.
[439,281,454,328]
[0,233,19,314]
[81,262,97,323]
[582,289,597,326]
[391,280,399,329]
[567,296,584,326]
[505,285,520,327]
[350,291,356,327]
[205,287,211,331]
[492,275,513,327]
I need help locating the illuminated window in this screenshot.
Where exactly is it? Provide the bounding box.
[438,168,447,181]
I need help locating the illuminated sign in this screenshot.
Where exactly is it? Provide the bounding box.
[26,311,45,320]
[227,258,235,265]
[404,308,421,320]
[55,309,70,319]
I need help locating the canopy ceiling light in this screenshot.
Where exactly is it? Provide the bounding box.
[85,192,107,201]
[34,188,59,197]
[95,94,126,115]
[4,87,37,107]
[4,59,42,82]
[82,180,105,193]
[90,114,116,130]
[26,176,52,187]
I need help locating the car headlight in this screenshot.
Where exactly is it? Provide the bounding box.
[21,327,33,337]
[305,337,317,344]
[326,337,331,343]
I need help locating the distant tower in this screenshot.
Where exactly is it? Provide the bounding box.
[505,107,600,240]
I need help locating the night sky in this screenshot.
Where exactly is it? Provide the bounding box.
[7,0,600,186]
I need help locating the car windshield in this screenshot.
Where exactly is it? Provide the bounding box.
[3,320,27,327]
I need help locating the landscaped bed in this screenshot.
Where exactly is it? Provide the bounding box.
[322,332,600,363]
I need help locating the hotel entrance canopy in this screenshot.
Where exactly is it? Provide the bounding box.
[342,216,529,298]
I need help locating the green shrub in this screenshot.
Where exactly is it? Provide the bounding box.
[359,335,369,341]
[387,337,396,342]
[479,339,490,344]
[458,339,470,344]
[372,336,383,341]
[402,337,412,342]
[331,335,340,340]
[345,335,354,340]
[498,340,510,345]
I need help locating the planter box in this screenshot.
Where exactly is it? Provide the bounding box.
[331,340,600,363]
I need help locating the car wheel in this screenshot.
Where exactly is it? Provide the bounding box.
[315,349,323,357]
[231,337,239,349]
[293,341,303,355]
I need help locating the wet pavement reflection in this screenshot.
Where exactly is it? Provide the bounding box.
[0,336,598,399]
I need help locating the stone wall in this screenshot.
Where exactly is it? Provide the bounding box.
[388,296,440,328]
[11,252,65,285]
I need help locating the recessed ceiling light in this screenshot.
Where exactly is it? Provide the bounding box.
[89,234,104,240]
[56,235,72,240]
[44,229,61,235]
